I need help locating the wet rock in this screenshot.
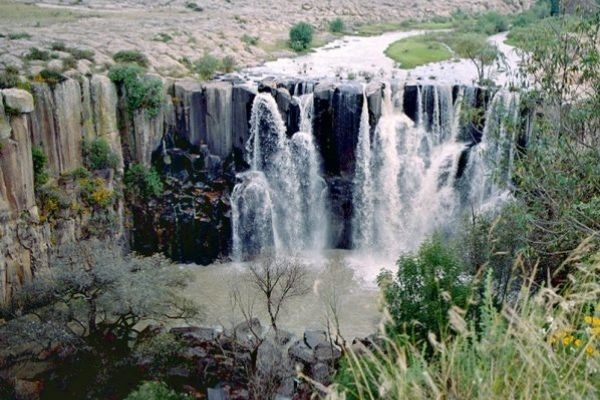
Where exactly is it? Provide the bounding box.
[314,342,342,362]
[171,326,219,343]
[207,387,228,400]
[330,82,363,177]
[2,89,34,114]
[311,362,332,384]
[366,80,383,130]
[14,379,43,400]
[231,83,256,151]
[303,330,328,349]
[288,340,314,364]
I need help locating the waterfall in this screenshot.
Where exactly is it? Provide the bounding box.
[351,93,375,249]
[465,90,521,211]
[231,92,327,260]
[352,84,469,256]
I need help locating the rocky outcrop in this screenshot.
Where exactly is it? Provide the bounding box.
[204,81,233,159]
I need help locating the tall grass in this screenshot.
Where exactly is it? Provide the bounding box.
[327,240,600,400]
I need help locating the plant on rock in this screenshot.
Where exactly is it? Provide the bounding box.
[124,163,164,200]
[83,137,119,171]
[108,64,163,118]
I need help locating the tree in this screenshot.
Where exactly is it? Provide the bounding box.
[247,255,310,332]
[2,240,198,348]
[452,33,501,84]
[289,22,314,51]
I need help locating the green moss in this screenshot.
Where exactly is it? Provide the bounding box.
[32,145,49,187]
[33,69,67,87]
[384,35,453,69]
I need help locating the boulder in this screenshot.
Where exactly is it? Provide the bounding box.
[288,340,314,364]
[0,95,11,139]
[303,330,328,349]
[2,89,34,114]
[314,342,342,362]
[311,362,331,384]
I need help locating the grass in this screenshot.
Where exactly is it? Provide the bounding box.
[384,35,453,69]
[355,20,452,36]
[328,243,600,400]
[0,0,94,26]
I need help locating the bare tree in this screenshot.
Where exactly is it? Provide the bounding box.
[247,255,310,332]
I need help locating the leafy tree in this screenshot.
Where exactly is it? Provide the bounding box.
[377,237,472,344]
[289,22,314,51]
[1,240,198,345]
[452,33,501,84]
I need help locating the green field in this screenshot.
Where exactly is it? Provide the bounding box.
[384,35,453,69]
[0,0,95,27]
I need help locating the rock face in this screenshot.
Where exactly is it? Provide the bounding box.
[2,89,34,114]
[0,70,497,302]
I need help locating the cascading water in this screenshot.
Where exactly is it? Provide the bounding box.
[464,90,521,211]
[352,84,470,257]
[231,92,328,260]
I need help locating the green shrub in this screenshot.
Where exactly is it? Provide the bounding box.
[377,236,472,344]
[37,184,71,222]
[124,163,163,199]
[32,145,49,187]
[108,64,164,118]
[62,56,77,71]
[185,1,203,12]
[25,47,51,61]
[0,66,20,89]
[7,32,31,40]
[78,176,115,209]
[289,22,314,51]
[69,166,92,180]
[83,137,118,171]
[329,17,345,33]
[221,55,236,73]
[125,381,191,400]
[50,41,66,51]
[33,69,66,86]
[67,47,95,61]
[193,54,221,80]
[154,33,173,43]
[133,333,184,375]
[241,34,259,45]
[113,50,149,67]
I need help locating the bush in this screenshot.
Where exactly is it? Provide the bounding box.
[68,47,95,61]
[241,34,259,45]
[125,381,191,400]
[221,55,236,73]
[32,145,49,187]
[193,54,221,80]
[62,56,77,71]
[377,236,472,344]
[0,66,20,89]
[7,32,31,40]
[108,64,164,118]
[329,17,345,33]
[113,50,149,67]
[124,163,163,200]
[289,22,313,51]
[78,177,115,209]
[83,137,118,171]
[184,1,203,12]
[25,47,50,61]
[33,69,67,86]
[50,41,66,52]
